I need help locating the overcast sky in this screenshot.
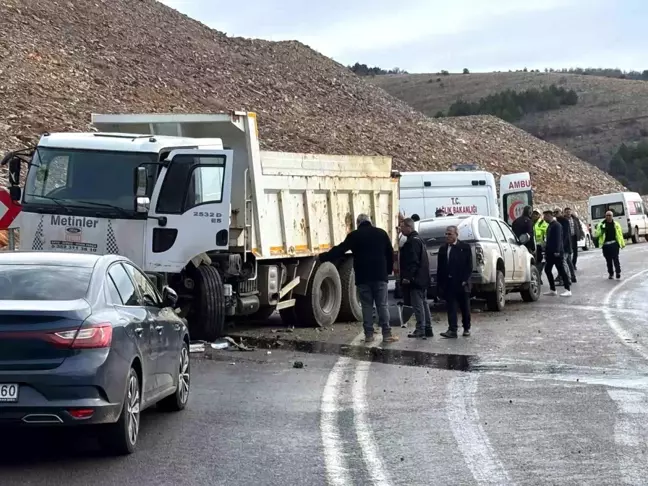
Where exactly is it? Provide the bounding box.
[160,0,645,73]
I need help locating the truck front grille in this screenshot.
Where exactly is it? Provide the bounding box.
[237,279,258,295]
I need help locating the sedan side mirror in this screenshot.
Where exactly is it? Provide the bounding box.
[162,285,178,308]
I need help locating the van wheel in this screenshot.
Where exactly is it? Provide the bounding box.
[337,258,362,322]
[295,262,342,327]
[521,267,541,302]
[632,226,639,244]
[486,270,505,311]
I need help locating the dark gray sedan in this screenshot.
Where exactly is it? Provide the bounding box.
[0,251,190,455]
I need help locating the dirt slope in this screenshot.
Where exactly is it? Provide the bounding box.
[369,71,648,172]
[0,0,624,201]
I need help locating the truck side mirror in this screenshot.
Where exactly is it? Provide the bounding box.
[8,186,21,202]
[135,166,148,197]
[136,196,150,213]
[8,156,21,186]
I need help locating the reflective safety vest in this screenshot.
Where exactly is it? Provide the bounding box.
[594,220,625,248]
[534,219,548,244]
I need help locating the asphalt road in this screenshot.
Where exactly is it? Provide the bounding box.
[3,243,648,485]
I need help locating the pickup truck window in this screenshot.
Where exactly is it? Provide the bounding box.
[477,218,494,239]
[490,220,507,242]
[498,222,518,243]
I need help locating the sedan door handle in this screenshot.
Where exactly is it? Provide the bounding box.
[134,327,144,337]
[155,325,164,334]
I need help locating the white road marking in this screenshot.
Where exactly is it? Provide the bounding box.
[531,302,646,317]
[352,360,392,486]
[607,390,648,485]
[602,269,648,360]
[447,374,513,486]
[321,357,353,486]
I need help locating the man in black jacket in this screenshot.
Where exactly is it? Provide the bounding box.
[564,207,584,270]
[553,208,577,284]
[319,213,399,344]
[437,225,473,338]
[543,210,572,297]
[512,205,536,253]
[399,217,432,339]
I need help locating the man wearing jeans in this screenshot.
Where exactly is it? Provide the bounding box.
[319,214,399,344]
[399,218,432,339]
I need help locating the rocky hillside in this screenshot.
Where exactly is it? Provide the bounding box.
[369,71,648,175]
[0,0,624,201]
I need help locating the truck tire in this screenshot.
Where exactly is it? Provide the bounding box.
[485,270,505,311]
[337,258,362,322]
[190,265,226,341]
[521,266,541,302]
[295,262,342,327]
[632,226,639,244]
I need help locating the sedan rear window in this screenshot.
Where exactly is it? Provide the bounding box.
[0,265,92,300]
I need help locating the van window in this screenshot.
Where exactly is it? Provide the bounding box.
[591,202,624,219]
[629,201,644,215]
[477,218,494,239]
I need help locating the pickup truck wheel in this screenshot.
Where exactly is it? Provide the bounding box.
[295,262,342,327]
[521,266,541,302]
[189,265,226,341]
[632,226,639,244]
[337,258,362,322]
[485,270,505,311]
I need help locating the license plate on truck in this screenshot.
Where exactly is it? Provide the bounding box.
[0,384,18,402]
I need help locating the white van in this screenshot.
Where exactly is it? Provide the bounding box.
[399,170,532,225]
[588,192,648,243]
[399,171,499,220]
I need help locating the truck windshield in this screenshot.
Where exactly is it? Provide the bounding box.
[23,147,158,213]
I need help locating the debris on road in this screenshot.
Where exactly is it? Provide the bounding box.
[224,336,256,352]
[293,361,304,369]
[190,343,205,353]
[210,340,230,350]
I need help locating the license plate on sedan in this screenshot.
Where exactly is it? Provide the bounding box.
[0,384,18,402]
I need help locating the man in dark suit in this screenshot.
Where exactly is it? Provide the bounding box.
[543,210,572,297]
[399,217,432,339]
[437,225,473,338]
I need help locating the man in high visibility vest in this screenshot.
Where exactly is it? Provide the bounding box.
[593,210,625,279]
[533,210,548,284]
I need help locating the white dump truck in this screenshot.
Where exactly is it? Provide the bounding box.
[2,112,400,340]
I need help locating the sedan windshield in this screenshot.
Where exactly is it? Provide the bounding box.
[23,147,158,212]
[0,265,92,300]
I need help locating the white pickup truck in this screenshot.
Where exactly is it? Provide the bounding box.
[2,112,400,340]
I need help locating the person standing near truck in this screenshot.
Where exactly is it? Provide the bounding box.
[319,214,399,344]
[532,210,548,284]
[399,218,433,339]
[512,205,536,254]
[543,210,572,297]
[594,210,625,279]
[564,207,584,271]
[553,208,577,284]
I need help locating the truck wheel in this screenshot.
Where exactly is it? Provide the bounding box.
[337,258,362,322]
[295,262,342,327]
[521,267,541,302]
[190,265,226,341]
[632,226,639,244]
[485,270,505,311]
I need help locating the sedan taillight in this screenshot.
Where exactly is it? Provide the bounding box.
[50,323,113,349]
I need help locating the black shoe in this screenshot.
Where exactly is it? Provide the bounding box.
[571,278,577,283]
[608,274,614,280]
[440,331,458,339]
[616,273,621,279]
[408,331,426,339]
[425,328,434,337]
[463,330,471,337]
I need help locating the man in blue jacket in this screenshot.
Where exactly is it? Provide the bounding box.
[543,210,572,297]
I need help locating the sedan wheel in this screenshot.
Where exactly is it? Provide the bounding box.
[100,367,141,456]
[158,342,191,412]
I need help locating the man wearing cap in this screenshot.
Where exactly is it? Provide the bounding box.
[593,210,625,279]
